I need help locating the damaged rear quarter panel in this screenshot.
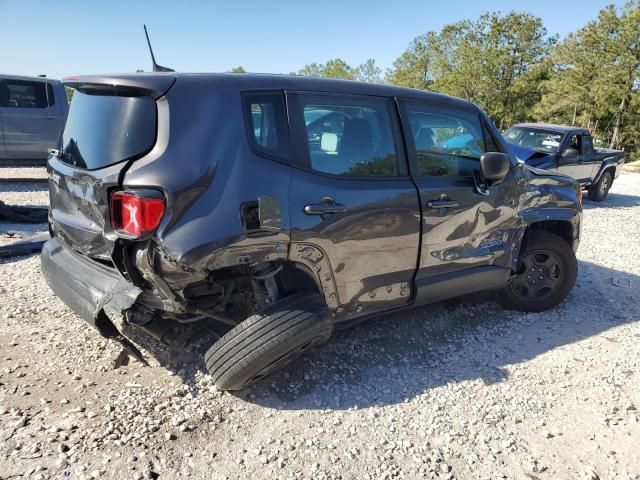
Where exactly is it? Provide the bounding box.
[120,76,293,291]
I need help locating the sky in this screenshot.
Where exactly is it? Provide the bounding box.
[1,0,629,80]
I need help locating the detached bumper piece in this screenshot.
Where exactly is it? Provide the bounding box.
[41,237,141,331]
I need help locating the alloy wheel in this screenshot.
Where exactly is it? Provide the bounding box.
[509,250,563,301]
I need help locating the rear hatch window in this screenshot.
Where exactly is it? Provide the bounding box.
[60,90,156,169]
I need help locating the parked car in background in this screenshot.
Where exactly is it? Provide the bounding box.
[504,123,625,201]
[42,74,582,390]
[0,74,68,161]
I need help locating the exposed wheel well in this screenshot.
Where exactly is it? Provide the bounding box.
[527,221,573,248]
[277,262,323,297]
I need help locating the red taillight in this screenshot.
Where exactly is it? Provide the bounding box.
[110,191,165,238]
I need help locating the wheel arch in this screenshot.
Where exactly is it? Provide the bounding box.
[527,220,574,247]
[593,164,616,185]
[276,259,338,311]
[512,219,578,272]
[286,243,340,309]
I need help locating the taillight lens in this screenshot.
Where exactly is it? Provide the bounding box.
[111,191,165,238]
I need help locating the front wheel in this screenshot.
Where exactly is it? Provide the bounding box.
[588,170,612,202]
[498,230,577,312]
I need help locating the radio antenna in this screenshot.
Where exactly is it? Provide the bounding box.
[144,25,174,72]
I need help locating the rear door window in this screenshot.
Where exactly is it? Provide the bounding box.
[402,102,491,177]
[60,90,157,169]
[296,94,399,177]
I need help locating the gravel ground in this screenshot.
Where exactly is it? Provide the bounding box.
[0,175,49,247]
[0,168,48,180]
[1,172,639,480]
[0,182,49,207]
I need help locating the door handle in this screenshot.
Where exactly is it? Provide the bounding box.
[304,199,347,215]
[427,200,459,209]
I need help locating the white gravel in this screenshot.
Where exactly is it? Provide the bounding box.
[0,167,48,180]
[0,172,639,480]
[0,182,49,207]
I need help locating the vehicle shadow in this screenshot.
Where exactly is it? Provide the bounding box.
[582,192,640,209]
[234,260,640,410]
[0,182,49,197]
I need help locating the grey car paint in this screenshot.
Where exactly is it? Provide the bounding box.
[42,73,582,340]
[0,75,68,160]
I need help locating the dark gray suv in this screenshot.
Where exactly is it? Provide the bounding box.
[41,73,582,390]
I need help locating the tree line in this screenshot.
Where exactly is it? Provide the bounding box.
[233,2,640,159]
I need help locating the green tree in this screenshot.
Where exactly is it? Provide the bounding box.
[355,58,383,83]
[294,63,324,77]
[322,59,356,80]
[387,12,556,129]
[229,65,246,73]
[294,59,356,80]
[536,2,640,152]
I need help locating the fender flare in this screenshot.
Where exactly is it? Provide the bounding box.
[592,161,619,184]
[514,208,580,269]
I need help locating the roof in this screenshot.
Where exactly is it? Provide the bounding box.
[511,123,590,135]
[63,72,481,111]
[0,73,60,83]
[226,73,477,109]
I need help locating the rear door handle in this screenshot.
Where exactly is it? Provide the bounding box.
[427,200,459,209]
[304,203,347,215]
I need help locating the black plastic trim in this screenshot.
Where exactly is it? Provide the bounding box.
[414,265,510,305]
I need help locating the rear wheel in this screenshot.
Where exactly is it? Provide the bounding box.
[205,292,332,391]
[498,230,577,312]
[588,170,612,202]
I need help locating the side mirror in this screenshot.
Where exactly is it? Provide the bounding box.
[480,152,510,183]
[562,148,578,160]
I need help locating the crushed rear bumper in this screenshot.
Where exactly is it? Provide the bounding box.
[41,237,141,335]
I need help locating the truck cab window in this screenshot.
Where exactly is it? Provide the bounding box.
[0,80,48,108]
[568,135,582,154]
[582,135,594,156]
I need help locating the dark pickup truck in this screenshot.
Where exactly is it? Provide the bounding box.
[504,123,625,201]
[41,74,582,390]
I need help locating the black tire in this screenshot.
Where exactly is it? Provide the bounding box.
[588,170,612,202]
[205,292,333,391]
[498,230,577,313]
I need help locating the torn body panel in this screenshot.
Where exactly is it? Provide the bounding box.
[41,238,141,334]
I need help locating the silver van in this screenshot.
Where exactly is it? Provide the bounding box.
[0,74,68,160]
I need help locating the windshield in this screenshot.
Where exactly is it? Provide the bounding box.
[60,90,157,170]
[503,127,562,153]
